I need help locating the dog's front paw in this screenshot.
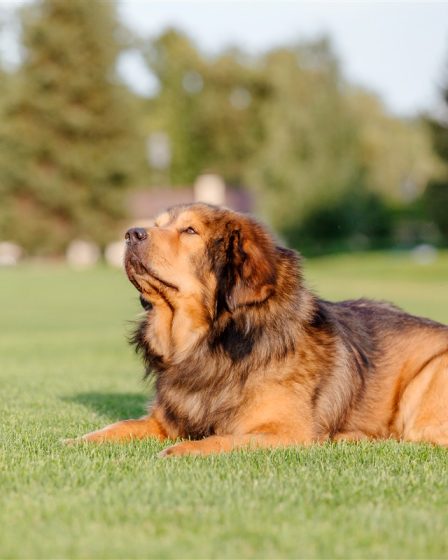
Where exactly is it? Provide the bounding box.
[158,441,200,458]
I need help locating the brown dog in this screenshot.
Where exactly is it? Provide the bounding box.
[75,203,448,456]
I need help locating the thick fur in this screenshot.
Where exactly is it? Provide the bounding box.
[74,204,448,455]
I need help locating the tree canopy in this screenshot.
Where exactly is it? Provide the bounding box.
[0,0,145,254]
[0,9,442,255]
[142,29,438,249]
[425,64,448,242]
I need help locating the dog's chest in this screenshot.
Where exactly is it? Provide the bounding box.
[159,383,240,439]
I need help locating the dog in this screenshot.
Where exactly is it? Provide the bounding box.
[74,203,448,456]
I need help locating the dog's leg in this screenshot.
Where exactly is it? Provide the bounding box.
[65,412,170,444]
[404,423,448,446]
[400,352,448,446]
[159,432,309,457]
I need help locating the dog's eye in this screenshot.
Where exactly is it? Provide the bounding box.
[182,227,198,235]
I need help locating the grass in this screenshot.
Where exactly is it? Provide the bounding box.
[1,251,448,559]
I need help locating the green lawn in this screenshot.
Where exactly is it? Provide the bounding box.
[1,252,448,559]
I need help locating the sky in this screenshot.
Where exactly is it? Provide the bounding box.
[1,0,448,117]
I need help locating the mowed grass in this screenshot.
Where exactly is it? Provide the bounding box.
[1,251,448,559]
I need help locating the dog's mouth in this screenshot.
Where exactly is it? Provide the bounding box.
[125,251,179,294]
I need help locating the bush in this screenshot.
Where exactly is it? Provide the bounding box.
[283,186,393,255]
[424,180,448,243]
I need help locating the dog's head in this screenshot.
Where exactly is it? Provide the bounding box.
[125,203,278,315]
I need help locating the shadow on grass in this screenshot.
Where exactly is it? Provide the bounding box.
[64,392,150,421]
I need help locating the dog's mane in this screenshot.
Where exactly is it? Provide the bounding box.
[132,247,311,374]
[130,246,316,437]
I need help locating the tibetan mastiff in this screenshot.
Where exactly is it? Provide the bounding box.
[74,203,448,456]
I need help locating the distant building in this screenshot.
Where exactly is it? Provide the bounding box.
[127,174,253,223]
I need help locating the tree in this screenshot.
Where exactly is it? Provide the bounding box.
[0,0,145,254]
[246,39,363,234]
[140,28,440,252]
[143,29,269,186]
[425,62,448,243]
[0,15,11,132]
[348,89,438,203]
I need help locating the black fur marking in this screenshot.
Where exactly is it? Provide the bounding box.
[309,302,329,330]
[210,319,258,363]
[161,400,180,426]
[311,382,322,407]
[215,230,240,315]
[139,295,153,311]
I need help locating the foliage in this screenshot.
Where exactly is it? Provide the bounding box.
[428,90,448,164]
[349,90,439,202]
[144,31,363,221]
[425,179,448,240]
[285,182,393,255]
[0,19,10,142]
[141,30,438,250]
[247,40,363,231]
[0,15,442,254]
[425,64,448,244]
[143,29,269,186]
[0,0,145,255]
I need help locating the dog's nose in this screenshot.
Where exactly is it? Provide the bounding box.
[125,227,148,245]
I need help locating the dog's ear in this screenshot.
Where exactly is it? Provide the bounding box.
[221,219,277,312]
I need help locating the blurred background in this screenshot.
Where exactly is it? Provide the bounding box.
[0,0,448,265]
